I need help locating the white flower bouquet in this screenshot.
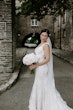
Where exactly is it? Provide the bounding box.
[22,52,39,74]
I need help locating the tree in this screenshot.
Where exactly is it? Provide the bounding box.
[18,0,71,20]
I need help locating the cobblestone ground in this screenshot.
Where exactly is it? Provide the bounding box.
[0,48,73,110]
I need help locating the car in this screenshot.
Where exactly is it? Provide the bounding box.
[22,32,41,48]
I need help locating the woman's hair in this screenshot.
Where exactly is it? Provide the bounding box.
[40,29,50,37]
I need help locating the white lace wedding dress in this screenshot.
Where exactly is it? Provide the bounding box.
[28,42,73,110]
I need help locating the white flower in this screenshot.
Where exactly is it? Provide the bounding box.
[22,52,39,65]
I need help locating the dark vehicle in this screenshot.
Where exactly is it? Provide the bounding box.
[22,33,41,48]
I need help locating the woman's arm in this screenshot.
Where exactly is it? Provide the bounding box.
[36,44,50,67]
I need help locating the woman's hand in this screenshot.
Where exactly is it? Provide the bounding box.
[29,63,38,70]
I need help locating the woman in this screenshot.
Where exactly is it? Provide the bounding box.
[28,29,73,110]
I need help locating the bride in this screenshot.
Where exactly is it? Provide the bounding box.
[28,29,73,110]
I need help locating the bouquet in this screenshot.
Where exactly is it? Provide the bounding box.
[22,52,39,74]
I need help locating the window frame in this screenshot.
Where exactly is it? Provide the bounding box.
[31,19,39,26]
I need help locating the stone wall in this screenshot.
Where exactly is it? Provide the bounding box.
[15,15,54,47]
[0,0,16,85]
[54,11,73,51]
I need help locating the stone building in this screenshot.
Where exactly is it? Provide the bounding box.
[16,12,73,51]
[0,0,16,85]
[16,0,73,51]
[15,0,73,51]
[15,15,54,47]
[54,11,73,51]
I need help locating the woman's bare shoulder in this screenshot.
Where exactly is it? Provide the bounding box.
[43,43,50,53]
[43,42,50,48]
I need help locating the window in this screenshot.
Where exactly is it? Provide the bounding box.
[31,19,39,26]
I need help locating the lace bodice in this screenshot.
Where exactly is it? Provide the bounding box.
[34,42,48,63]
[34,42,48,62]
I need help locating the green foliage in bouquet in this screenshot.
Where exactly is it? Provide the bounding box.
[30,69,35,74]
[23,62,36,74]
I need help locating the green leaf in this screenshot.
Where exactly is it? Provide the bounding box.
[30,69,35,74]
[16,0,71,20]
